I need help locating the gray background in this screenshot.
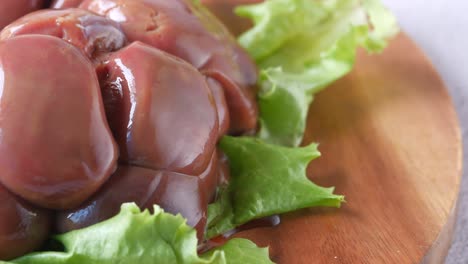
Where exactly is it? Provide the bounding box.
[381,1,467,263]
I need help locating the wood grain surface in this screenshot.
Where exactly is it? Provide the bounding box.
[202,1,463,263]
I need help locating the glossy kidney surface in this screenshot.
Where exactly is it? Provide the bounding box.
[0,35,118,209]
[0,184,51,261]
[0,8,126,61]
[81,0,258,134]
[102,41,218,175]
[56,166,207,239]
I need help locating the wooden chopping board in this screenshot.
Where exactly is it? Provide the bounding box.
[203,1,462,263]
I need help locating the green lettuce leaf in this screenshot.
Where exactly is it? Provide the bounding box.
[236,0,398,146]
[204,239,274,264]
[206,137,344,238]
[6,203,271,264]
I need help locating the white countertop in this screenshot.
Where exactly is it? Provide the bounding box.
[381,1,467,263]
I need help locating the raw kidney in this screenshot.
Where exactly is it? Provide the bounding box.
[101,41,218,175]
[0,8,126,61]
[0,184,51,260]
[81,0,258,134]
[56,166,208,239]
[0,35,118,209]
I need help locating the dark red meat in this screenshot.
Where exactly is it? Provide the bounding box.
[101,41,218,175]
[56,166,207,239]
[0,184,51,260]
[81,0,258,134]
[0,35,118,209]
[0,9,126,61]
[0,1,257,258]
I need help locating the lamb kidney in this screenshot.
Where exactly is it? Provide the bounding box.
[0,184,51,261]
[81,0,258,134]
[0,35,118,209]
[56,166,207,239]
[0,0,45,30]
[101,41,218,175]
[198,150,221,204]
[206,77,230,137]
[0,8,126,61]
